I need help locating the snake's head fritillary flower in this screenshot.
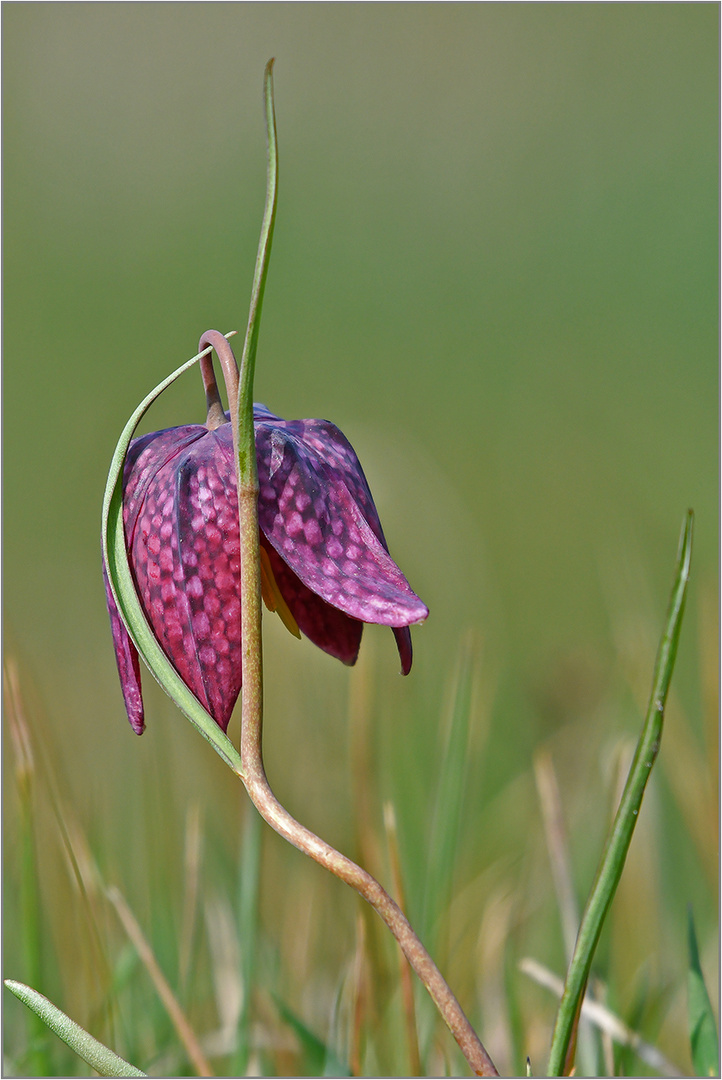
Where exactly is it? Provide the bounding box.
[103,404,428,734]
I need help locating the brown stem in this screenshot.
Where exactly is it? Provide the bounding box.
[198,331,240,432]
[240,737,497,1076]
[229,390,496,1075]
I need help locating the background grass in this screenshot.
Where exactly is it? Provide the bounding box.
[3,4,718,1076]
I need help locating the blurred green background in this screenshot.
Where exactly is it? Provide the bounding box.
[3,4,718,1076]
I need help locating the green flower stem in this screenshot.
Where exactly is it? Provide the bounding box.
[227,61,498,1078]
[235,60,276,774]
[4,981,146,1078]
[547,510,694,1076]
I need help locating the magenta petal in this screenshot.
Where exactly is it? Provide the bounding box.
[123,424,242,732]
[255,417,429,631]
[261,537,363,665]
[102,561,145,734]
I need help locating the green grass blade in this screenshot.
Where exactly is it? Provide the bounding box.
[233,809,263,1075]
[272,994,350,1077]
[547,510,694,1075]
[18,782,50,1074]
[100,336,245,778]
[236,58,278,478]
[422,635,475,950]
[687,908,719,1076]
[4,980,146,1078]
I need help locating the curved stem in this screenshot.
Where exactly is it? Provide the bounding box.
[198,331,240,432]
[242,713,498,1075]
[199,351,226,430]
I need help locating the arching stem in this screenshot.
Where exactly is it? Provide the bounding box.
[198,331,240,433]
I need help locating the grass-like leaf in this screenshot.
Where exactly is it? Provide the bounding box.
[687,908,719,1077]
[422,634,475,950]
[273,994,350,1077]
[233,809,263,1075]
[547,510,694,1075]
[100,334,245,778]
[4,980,146,1078]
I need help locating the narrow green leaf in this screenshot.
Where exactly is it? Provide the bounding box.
[423,634,475,947]
[273,994,350,1077]
[236,57,278,478]
[547,511,694,1076]
[233,59,278,750]
[233,809,263,1075]
[101,336,246,778]
[688,909,719,1076]
[4,980,146,1078]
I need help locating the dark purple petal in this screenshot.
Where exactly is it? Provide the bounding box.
[394,627,413,676]
[102,561,145,734]
[255,415,428,631]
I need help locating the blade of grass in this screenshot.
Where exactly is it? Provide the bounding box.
[204,892,243,1059]
[233,808,263,1075]
[521,958,683,1077]
[422,633,477,949]
[4,661,50,1076]
[349,912,368,1077]
[533,748,579,961]
[273,994,350,1077]
[179,802,203,993]
[4,981,146,1078]
[384,802,423,1077]
[106,886,214,1077]
[547,510,694,1075]
[415,634,477,1067]
[534,748,598,1076]
[687,908,719,1077]
[6,658,123,1071]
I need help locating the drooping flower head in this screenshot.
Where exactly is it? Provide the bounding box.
[103,394,428,735]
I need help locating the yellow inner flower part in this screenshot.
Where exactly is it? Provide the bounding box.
[259,544,301,638]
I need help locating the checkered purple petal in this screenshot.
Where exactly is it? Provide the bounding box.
[255,412,428,630]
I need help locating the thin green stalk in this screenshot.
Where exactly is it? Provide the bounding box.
[547,510,694,1075]
[235,58,277,788]
[233,810,262,1075]
[229,61,498,1079]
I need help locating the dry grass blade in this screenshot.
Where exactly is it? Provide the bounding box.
[179,802,203,991]
[533,748,579,960]
[349,912,368,1077]
[204,893,243,1056]
[4,658,35,794]
[520,958,684,1077]
[534,749,599,1075]
[5,656,117,1049]
[106,885,214,1077]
